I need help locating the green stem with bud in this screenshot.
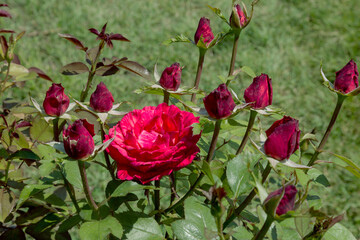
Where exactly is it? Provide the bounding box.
[228,31,240,77]
[236,110,257,155]
[78,161,98,211]
[164,120,222,213]
[191,48,206,103]
[307,94,346,167]
[80,40,105,102]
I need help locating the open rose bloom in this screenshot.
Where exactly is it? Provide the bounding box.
[105,103,201,184]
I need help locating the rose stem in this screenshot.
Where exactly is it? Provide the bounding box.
[154,180,161,222]
[307,94,345,167]
[252,215,274,240]
[236,110,257,155]
[191,48,206,103]
[80,40,105,102]
[60,170,80,213]
[164,120,222,213]
[101,126,115,180]
[53,118,59,142]
[223,162,271,229]
[1,59,11,95]
[163,90,170,105]
[78,161,98,211]
[228,31,240,77]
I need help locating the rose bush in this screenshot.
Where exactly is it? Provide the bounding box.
[105,103,201,184]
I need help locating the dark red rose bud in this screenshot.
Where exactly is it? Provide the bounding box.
[63,119,95,160]
[265,185,298,216]
[244,74,273,109]
[43,83,70,117]
[203,83,236,119]
[230,4,247,28]
[264,116,300,160]
[159,63,182,91]
[194,17,215,46]
[334,60,359,94]
[90,82,114,112]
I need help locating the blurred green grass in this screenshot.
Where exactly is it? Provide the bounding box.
[3,0,360,236]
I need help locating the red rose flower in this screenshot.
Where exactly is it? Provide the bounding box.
[194,17,214,46]
[244,73,273,109]
[334,59,359,94]
[43,83,70,117]
[159,63,182,91]
[203,83,236,119]
[105,103,201,184]
[264,116,300,160]
[90,82,114,112]
[63,119,95,160]
[264,185,298,216]
[230,4,247,28]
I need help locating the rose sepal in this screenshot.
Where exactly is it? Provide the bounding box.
[250,138,311,170]
[30,97,76,122]
[321,65,360,97]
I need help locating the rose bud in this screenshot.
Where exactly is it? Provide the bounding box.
[264,185,298,216]
[264,116,300,160]
[230,4,248,29]
[334,59,359,94]
[244,73,273,109]
[63,119,95,160]
[90,82,114,112]
[203,83,236,119]
[194,17,215,46]
[43,83,70,117]
[159,63,182,91]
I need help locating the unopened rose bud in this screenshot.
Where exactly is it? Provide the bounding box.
[334,60,359,94]
[203,83,236,119]
[43,83,70,117]
[194,17,214,46]
[264,185,298,216]
[230,4,248,29]
[264,116,300,160]
[63,119,95,160]
[159,63,182,91]
[90,82,114,112]
[244,74,273,109]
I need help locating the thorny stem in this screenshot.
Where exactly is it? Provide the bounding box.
[164,120,222,213]
[53,118,59,142]
[223,162,271,229]
[78,161,98,211]
[252,215,274,240]
[228,31,240,77]
[1,60,11,95]
[236,110,257,155]
[163,90,170,105]
[191,48,206,103]
[307,95,345,167]
[80,40,105,102]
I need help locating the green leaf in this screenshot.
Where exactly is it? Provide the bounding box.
[117,60,151,80]
[240,66,256,78]
[226,155,252,198]
[162,34,192,45]
[0,188,16,222]
[323,223,356,240]
[208,5,229,24]
[8,63,29,79]
[61,62,89,75]
[0,228,26,240]
[58,215,82,233]
[79,216,123,240]
[7,148,40,161]
[116,212,163,240]
[62,161,82,189]
[110,181,155,198]
[17,184,52,209]
[172,197,217,240]
[86,47,99,65]
[329,152,360,178]
[30,116,54,142]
